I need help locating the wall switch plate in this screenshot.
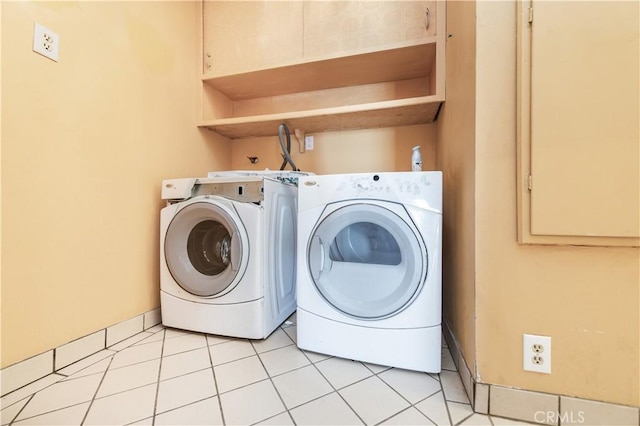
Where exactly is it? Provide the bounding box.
[523,334,551,374]
[33,22,59,62]
[305,135,314,151]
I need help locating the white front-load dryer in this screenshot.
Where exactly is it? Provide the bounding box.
[160,174,299,339]
[296,171,442,372]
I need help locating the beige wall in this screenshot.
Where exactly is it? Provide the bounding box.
[439,0,638,408]
[1,1,231,368]
[229,124,437,174]
[436,0,477,371]
[474,1,639,407]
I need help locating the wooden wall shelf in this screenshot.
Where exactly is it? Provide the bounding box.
[197,3,446,139]
[201,96,442,139]
[203,40,436,101]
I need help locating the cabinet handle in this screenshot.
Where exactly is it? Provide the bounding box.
[425,7,431,31]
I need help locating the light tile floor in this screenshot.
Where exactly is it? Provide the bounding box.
[1,313,534,425]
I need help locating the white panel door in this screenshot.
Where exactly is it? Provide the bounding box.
[529,1,639,238]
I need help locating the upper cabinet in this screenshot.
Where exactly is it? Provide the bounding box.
[202,1,304,76]
[302,1,437,58]
[198,1,446,139]
[517,0,639,247]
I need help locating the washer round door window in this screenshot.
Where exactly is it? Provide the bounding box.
[307,203,426,319]
[165,202,245,297]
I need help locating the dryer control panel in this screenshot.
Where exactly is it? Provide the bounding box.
[194,181,265,204]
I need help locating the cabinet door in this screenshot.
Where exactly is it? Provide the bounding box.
[518,0,639,244]
[202,1,303,76]
[303,1,435,58]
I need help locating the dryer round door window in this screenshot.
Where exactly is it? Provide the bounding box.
[165,202,245,297]
[307,203,426,319]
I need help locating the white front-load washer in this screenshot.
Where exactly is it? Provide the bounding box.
[160,171,304,339]
[296,171,442,372]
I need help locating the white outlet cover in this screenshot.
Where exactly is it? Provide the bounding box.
[33,22,59,62]
[305,135,314,151]
[523,333,551,374]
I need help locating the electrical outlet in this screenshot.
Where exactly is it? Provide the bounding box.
[305,135,314,151]
[523,334,551,374]
[33,22,59,62]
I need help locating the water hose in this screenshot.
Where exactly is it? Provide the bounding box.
[278,123,299,171]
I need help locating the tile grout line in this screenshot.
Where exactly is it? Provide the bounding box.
[7,393,35,425]
[488,408,497,426]
[274,323,331,424]
[369,363,447,425]
[441,374,457,426]
[373,405,407,426]
[155,359,213,383]
[298,343,368,425]
[206,333,227,426]
[56,350,117,379]
[211,352,258,369]
[253,325,337,419]
[374,368,426,407]
[52,348,57,377]
[488,384,493,424]
[409,387,443,412]
[414,370,452,426]
[249,329,293,425]
[80,381,164,409]
[276,388,334,414]
[1,373,70,422]
[145,396,217,423]
[79,353,116,425]
[454,410,476,426]
[253,411,293,425]
[10,399,95,424]
[260,358,313,382]
[107,332,155,352]
[150,328,167,426]
[0,372,65,402]
[100,352,164,373]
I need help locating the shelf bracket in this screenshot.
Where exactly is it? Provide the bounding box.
[294,128,306,153]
